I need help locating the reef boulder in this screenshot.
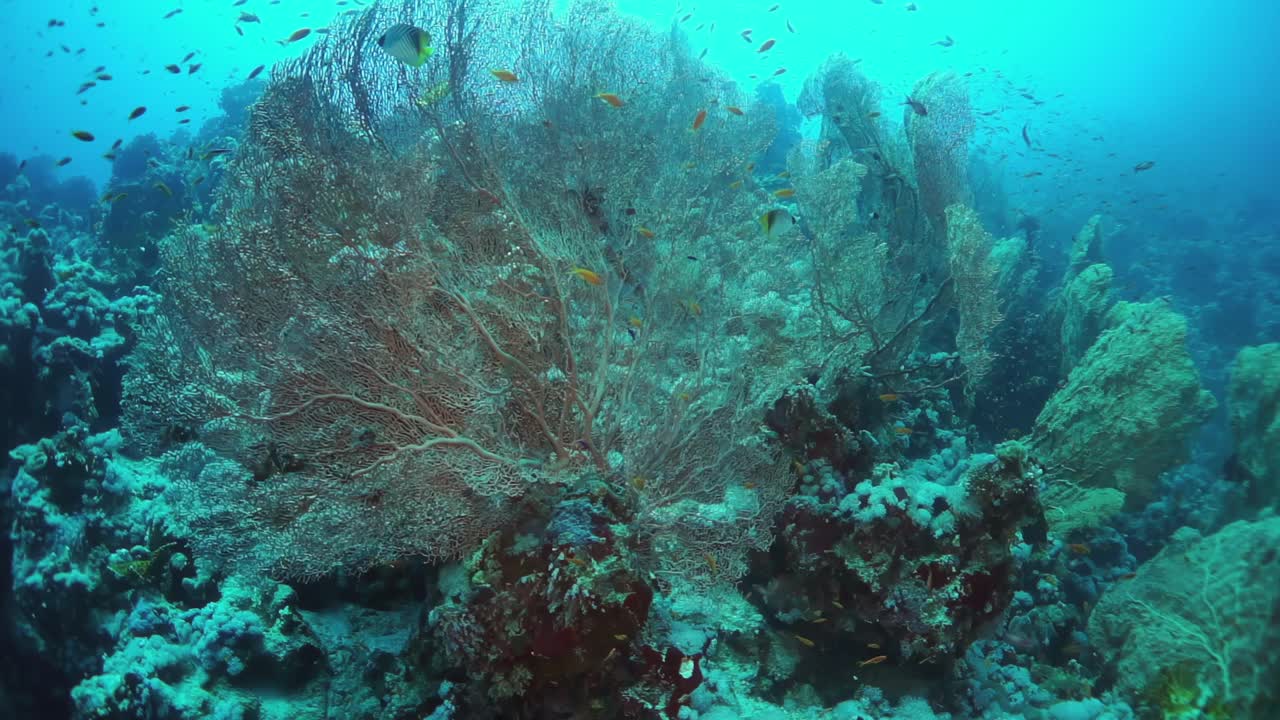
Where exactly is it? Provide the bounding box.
[1227,343,1280,508]
[1032,300,1216,508]
[1088,517,1280,718]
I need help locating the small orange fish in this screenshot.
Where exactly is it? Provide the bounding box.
[568,556,586,566]
[831,600,845,610]
[776,171,790,178]
[490,69,519,82]
[629,316,644,328]
[637,226,656,238]
[726,105,744,116]
[746,162,755,172]
[758,38,776,52]
[1118,572,1138,581]
[682,299,703,316]
[704,552,719,573]
[867,642,881,649]
[613,634,629,641]
[595,92,625,107]
[1067,543,1091,556]
[729,180,744,189]
[859,655,888,667]
[810,617,828,624]
[794,634,815,648]
[893,427,914,435]
[153,181,172,197]
[878,393,899,402]
[692,108,707,130]
[570,267,604,286]
[631,476,647,490]
[742,481,757,489]
[773,188,795,198]
[71,130,95,142]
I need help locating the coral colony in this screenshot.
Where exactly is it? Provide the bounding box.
[1,1,1277,719]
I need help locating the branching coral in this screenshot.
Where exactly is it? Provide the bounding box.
[945,204,1005,389]
[905,71,974,230]
[125,0,798,582]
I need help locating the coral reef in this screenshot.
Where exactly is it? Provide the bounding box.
[1089,518,1280,718]
[71,578,327,719]
[0,1,1274,719]
[1226,343,1280,507]
[1032,300,1216,508]
[765,439,1042,668]
[423,493,656,715]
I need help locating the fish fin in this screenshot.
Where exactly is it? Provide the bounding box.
[414,29,434,65]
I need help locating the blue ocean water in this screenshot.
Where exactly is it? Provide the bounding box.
[1,0,1277,718]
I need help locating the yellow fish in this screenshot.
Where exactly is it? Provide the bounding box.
[594,92,625,108]
[570,267,604,286]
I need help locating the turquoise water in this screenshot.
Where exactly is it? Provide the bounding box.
[2,1,1277,718]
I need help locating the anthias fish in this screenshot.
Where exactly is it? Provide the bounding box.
[594,92,625,107]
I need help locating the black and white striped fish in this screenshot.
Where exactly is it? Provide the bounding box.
[377,24,434,67]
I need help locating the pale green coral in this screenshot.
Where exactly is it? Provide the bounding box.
[1088,518,1280,718]
[1032,300,1216,507]
[1042,483,1126,537]
[1228,343,1280,508]
[1049,216,1115,376]
[1066,214,1106,277]
[945,204,1004,388]
[1057,263,1113,374]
